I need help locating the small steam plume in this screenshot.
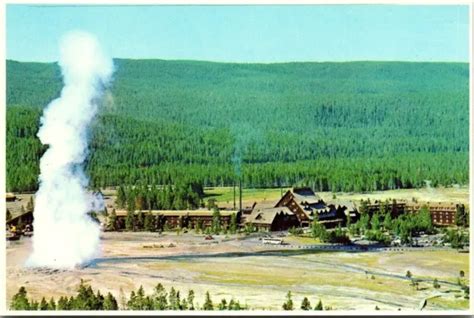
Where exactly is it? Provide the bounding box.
[424,180,433,191]
[27,31,114,269]
[230,122,263,188]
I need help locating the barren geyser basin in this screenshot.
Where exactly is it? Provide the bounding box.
[6,231,470,311]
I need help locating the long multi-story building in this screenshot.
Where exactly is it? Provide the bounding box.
[405,202,461,226]
[114,209,239,230]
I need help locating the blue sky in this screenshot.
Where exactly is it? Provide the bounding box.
[6,5,470,63]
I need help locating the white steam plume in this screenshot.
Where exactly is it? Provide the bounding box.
[27,31,114,269]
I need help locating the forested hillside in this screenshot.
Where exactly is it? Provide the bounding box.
[6,59,469,192]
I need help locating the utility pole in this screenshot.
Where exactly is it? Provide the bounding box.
[233,180,236,210]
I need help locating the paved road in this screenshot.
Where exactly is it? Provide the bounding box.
[262,242,465,253]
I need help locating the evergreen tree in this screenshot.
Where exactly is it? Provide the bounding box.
[311,219,328,241]
[418,206,434,233]
[73,280,100,310]
[48,297,56,310]
[116,186,127,208]
[314,299,323,310]
[186,290,195,310]
[168,287,179,310]
[228,298,242,310]
[383,212,392,231]
[103,292,118,310]
[455,204,468,227]
[228,298,236,310]
[207,198,217,210]
[282,291,294,310]
[371,213,381,230]
[144,212,154,232]
[359,200,368,215]
[218,298,227,310]
[195,219,203,233]
[136,212,145,230]
[95,290,104,310]
[180,297,188,310]
[67,296,75,310]
[57,296,69,310]
[211,208,221,234]
[30,300,39,310]
[10,286,30,310]
[300,297,311,310]
[107,209,118,231]
[379,201,389,215]
[358,213,370,233]
[151,283,168,310]
[125,210,135,231]
[230,213,237,234]
[202,291,213,310]
[39,297,48,310]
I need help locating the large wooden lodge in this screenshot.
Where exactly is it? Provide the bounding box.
[242,187,358,231]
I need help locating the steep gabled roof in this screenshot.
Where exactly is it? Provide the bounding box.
[246,207,294,225]
[292,187,322,204]
[274,187,323,209]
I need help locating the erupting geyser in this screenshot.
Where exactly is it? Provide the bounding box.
[27,31,114,269]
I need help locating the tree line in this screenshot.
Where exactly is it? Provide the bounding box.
[11,281,335,311]
[115,181,205,211]
[10,281,246,311]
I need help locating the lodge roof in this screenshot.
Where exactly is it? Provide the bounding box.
[6,193,16,200]
[253,201,277,211]
[6,210,33,225]
[246,207,294,225]
[291,187,322,205]
[115,209,237,217]
[326,200,357,212]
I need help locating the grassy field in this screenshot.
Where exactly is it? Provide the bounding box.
[205,186,470,209]
[204,187,290,208]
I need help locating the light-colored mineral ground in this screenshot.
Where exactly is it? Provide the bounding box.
[6,231,470,311]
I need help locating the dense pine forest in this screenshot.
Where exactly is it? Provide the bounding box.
[6,59,469,193]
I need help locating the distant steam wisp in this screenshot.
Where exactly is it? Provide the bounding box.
[27,31,114,269]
